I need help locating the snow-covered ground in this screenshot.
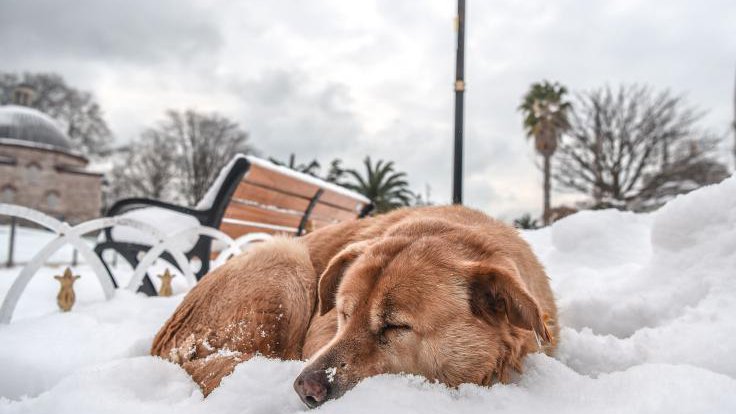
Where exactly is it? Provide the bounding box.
[1,176,736,413]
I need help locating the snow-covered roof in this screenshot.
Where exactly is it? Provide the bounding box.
[0,104,73,153]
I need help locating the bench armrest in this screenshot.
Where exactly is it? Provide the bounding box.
[106,197,202,218]
[100,198,211,244]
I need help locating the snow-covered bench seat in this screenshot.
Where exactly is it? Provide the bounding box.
[95,155,372,295]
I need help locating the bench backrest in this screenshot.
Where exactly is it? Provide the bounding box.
[219,156,371,238]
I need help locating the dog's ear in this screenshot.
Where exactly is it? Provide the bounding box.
[467,258,551,344]
[317,241,372,316]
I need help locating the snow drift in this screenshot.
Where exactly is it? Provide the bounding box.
[1,176,736,413]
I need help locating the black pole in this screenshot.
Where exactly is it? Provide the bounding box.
[452,0,466,204]
[732,65,736,168]
[7,217,16,268]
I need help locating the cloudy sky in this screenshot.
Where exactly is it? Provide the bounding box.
[1,0,734,219]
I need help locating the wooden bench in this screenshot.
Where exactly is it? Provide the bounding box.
[95,155,372,295]
[221,156,372,238]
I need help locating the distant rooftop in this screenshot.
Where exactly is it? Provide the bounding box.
[0,104,74,153]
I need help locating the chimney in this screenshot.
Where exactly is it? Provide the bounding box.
[12,84,35,107]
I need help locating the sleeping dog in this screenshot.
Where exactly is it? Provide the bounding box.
[151,205,557,407]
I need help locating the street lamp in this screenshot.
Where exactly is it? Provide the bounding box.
[452,0,466,204]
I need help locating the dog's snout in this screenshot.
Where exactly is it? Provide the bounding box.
[294,370,331,408]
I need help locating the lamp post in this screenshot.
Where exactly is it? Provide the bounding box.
[732,66,736,168]
[452,0,466,204]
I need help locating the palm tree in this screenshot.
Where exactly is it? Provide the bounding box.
[325,158,346,183]
[513,213,540,230]
[343,157,414,213]
[269,153,320,176]
[519,81,572,225]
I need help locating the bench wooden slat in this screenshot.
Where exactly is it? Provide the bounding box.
[224,203,302,229]
[217,157,370,240]
[315,189,365,213]
[228,175,362,219]
[221,206,354,237]
[245,164,367,212]
[232,181,311,212]
[309,205,357,223]
[220,217,342,237]
[220,221,293,237]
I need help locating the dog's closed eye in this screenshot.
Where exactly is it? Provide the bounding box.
[382,323,411,333]
[378,323,412,344]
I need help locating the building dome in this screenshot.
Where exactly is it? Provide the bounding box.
[0,105,73,152]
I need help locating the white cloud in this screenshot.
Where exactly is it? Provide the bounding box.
[1,0,733,219]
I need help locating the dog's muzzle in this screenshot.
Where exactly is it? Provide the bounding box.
[294,369,332,408]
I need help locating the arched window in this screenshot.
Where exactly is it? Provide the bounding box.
[26,162,42,184]
[1,185,16,203]
[46,190,61,210]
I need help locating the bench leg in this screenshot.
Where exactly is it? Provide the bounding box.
[94,242,158,296]
[94,243,119,289]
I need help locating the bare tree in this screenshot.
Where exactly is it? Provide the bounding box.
[105,130,178,207]
[554,85,729,211]
[0,72,113,154]
[156,110,252,205]
[105,110,252,207]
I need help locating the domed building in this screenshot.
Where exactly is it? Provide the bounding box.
[0,87,102,224]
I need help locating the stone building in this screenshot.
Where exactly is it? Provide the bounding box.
[0,89,102,224]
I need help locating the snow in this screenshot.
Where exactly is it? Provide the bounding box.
[109,207,201,251]
[1,175,736,413]
[325,367,337,383]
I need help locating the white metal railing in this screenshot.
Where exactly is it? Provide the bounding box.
[0,203,272,324]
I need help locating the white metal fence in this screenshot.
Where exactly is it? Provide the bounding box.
[0,203,271,324]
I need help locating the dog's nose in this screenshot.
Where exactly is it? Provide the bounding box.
[294,370,331,408]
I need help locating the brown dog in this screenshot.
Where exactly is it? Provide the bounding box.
[150,206,557,407]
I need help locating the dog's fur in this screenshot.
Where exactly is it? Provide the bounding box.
[151,205,558,401]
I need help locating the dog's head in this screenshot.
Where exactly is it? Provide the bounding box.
[294,219,551,408]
